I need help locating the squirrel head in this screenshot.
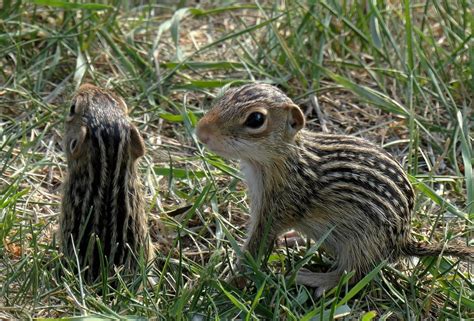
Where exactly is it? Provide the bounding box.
[64,84,145,161]
[196,83,305,162]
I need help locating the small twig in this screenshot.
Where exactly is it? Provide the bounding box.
[430,138,450,175]
[154,49,163,96]
[310,94,329,133]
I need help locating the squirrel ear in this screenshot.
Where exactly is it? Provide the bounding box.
[130,125,145,160]
[67,98,85,122]
[68,126,87,159]
[286,104,305,135]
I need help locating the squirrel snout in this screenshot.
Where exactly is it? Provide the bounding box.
[196,124,211,144]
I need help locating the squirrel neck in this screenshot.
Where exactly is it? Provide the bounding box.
[240,131,306,218]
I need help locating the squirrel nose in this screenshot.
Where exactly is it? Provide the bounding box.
[196,125,211,144]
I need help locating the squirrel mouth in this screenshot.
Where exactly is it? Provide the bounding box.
[205,145,235,159]
[207,146,227,156]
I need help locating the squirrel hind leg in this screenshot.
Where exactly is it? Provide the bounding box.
[296,269,341,297]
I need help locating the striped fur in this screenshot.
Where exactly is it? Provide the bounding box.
[60,84,152,282]
[196,83,473,293]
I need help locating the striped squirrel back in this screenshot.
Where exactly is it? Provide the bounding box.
[60,84,152,281]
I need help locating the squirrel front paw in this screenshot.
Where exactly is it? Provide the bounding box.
[226,274,248,289]
[225,260,249,289]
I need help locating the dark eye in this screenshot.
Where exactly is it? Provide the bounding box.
[244,112,266,128]
[69,103,76,115]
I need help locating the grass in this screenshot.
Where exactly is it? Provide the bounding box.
[0,0,472,319]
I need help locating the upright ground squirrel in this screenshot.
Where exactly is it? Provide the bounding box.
[60,84,153,282]
[196,83,473,294]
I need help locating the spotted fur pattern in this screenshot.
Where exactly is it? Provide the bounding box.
[60,84,152,281]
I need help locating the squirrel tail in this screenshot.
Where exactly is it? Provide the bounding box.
[402,241,474,260]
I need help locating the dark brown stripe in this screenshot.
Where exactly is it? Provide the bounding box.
[320,184,403,223]
[306,143,413,199]
[319,166,408,208]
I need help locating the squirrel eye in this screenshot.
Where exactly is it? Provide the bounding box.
[244,112,266,128]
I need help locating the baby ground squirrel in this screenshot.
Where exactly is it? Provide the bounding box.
[60,84,153,282]
[196,83,473,294]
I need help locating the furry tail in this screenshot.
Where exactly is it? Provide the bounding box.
[403,242,474,260]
